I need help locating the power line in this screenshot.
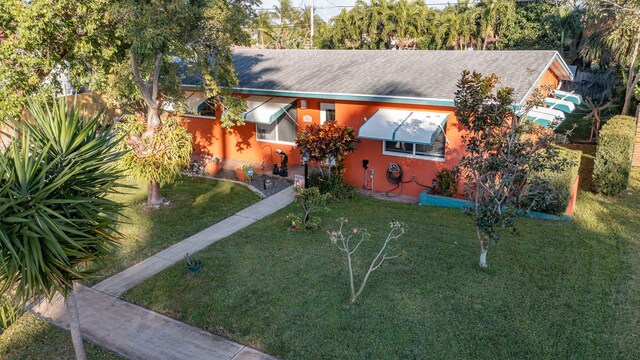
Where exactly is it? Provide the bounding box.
[255,0,544,10]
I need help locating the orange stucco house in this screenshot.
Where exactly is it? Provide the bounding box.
[181,49,579,200]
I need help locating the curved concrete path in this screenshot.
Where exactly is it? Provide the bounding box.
[32,186,295,360]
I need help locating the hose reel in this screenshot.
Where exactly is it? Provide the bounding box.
[386,163,403,185]
[385,162,430,197]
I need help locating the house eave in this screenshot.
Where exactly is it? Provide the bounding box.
[517,52,574,107]
[180,85,456,108]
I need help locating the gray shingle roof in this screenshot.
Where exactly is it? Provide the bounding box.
[228,49,567,104]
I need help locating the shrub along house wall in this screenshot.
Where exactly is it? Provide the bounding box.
[593,115,636,195]
[525,148,582,216]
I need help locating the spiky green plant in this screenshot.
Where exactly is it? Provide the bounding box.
[0,98,125,359]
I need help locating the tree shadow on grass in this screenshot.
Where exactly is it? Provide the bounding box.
[122,171,640,359]
[87,176,259,284]
[0,313,122,359]
[563,143,596,191]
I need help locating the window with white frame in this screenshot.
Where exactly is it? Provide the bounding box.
[320,103,336,124]
[383,130,446,161]
[256,108,298,144]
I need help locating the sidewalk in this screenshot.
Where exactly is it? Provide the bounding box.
[32,186,295,359]
[94,186,295,297]
[31,285,274,360]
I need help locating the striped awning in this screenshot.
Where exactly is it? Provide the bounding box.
[544,97,576,113]
[358,109,449,145]
[243,96,297,124]
[553,90,582,105]
[522,106,566,129]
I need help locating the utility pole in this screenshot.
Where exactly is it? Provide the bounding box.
[310,0,314,48]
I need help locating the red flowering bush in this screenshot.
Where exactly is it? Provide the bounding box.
[295,122,359,170]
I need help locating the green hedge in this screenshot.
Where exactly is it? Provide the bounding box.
[525,148,581,215]
[592,115,636,195]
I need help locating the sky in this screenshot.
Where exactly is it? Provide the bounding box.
[256,0,452,21]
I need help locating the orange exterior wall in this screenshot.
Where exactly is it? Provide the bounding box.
[564,175,580,216]
[183,93,303,169]
[538,68,560,92]
[184,96,463,197]
[338,101,463,197]
[183,60,567,198]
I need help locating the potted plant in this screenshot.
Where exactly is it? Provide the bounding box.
[185,253,203,273]
[204,156,221,175]
[235,163,254,181]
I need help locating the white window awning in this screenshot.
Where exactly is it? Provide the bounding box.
[544,97,576,113]
[523,109,561,128]
[186,92,208,113]
[243,95,297,124]
[553,90,582,105]
[358,109,449,145]
[530,106,565,120]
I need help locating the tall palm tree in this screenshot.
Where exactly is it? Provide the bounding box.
[476,0,516,50]
[0,98,124,359]
[414,1,439,49]
[252,11,276,48]
[332,2,369,49]
[390,0,422,46]
[367,0,395,48]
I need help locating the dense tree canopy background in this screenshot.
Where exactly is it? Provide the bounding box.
[249,0,637,115]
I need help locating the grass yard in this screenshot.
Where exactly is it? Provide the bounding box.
[0,314,122,360]
[124,172,640,359]
[0,175,260,359]
[89,176,260,281]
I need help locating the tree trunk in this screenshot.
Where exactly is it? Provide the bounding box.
[67,283,87,360]
[147,182,163,206]
[147,106,161,130]
[479,243,488,270]
[477,228,488,269]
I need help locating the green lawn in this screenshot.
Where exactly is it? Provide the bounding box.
[0,314,122,360]
[90,176,260,281]
[124,172,640,359]
[0,175,260,359]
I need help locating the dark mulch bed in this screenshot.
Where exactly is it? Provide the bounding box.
[189,164,292,197]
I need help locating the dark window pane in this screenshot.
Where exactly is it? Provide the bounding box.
[415,131,446,158]
[385,141,413,154]
[257,121,277,141]
[257,108,297,143]
[278,116,297,143]
[198,98,216,117]
[325,109,336,123]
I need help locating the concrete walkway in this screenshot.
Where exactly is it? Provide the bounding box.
[94,186,295,297]
[32,186,295,360]
[31,285,273,360]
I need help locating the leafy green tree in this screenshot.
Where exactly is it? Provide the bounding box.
[545,4,583,56]
[331,4,369,49]
[584,0,640,115]
[0,0,116,123]
[475,0,516,50]
[454,71,567,269]
[501,1,549,50]
[105,0,256,205]
[0,99,124,359]
[251,10,277,47]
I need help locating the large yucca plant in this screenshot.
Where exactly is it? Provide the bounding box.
[0,98,125,359]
